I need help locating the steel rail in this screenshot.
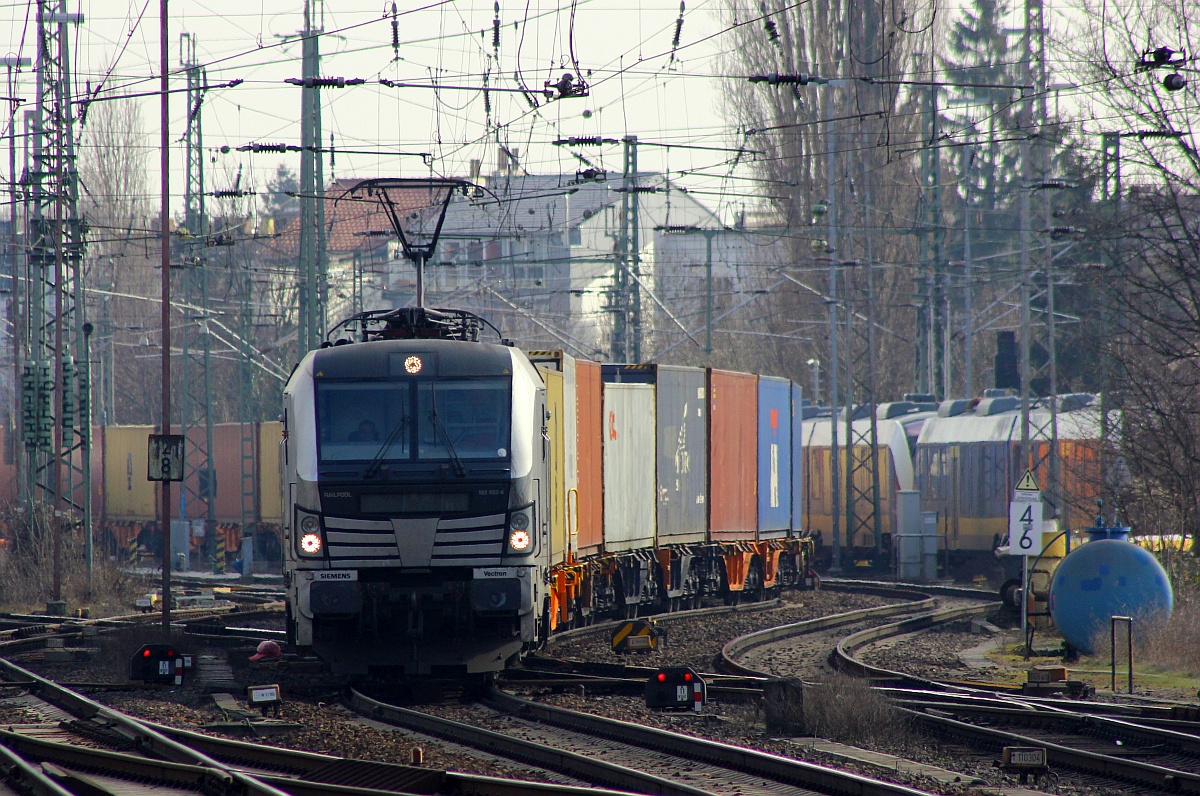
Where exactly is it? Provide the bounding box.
[350,689,716,796]
[719,595,940,677]
[485,687,942,796]
[827,603,1200,790]
[901,707,1200,792]
[890,698,1200,754]
[150,721,643,796]
[0,657,293,796]
[832,602,1000,687]
[819,578,999,602]
[0,735,80,796]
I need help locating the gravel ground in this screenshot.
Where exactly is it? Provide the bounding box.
[96,691,549,782]
[856,622,986,680]
[18,636,551,784]
[547,588,906,673]
[476,688,1119,796]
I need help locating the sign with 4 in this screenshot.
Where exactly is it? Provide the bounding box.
[1007,469,1042,556]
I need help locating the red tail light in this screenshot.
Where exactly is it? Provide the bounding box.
[657,672,666,682]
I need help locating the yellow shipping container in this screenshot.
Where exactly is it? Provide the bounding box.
[103,426,157,520]
[259,421,284,524]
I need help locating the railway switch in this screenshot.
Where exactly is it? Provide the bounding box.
[645,666,706,712]
[611,619,664,654]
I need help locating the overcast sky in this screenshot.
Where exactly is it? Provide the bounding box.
[4,1,754,218]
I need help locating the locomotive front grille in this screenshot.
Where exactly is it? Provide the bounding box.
[319,512,509,567]
[323,517,399,562]
[432,513,507,565]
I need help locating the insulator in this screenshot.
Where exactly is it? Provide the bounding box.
[21,362,37,439]
[61,357,77,431]
[391,2,399,60]
[493,1,501,52]
[760,2,779,42]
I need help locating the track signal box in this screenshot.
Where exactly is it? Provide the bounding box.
[130,644,182,684]
[645,666,706,712]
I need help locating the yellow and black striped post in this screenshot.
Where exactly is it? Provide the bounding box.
[214,529,226,573]
[128,529,139,566]
[611,619,663,654]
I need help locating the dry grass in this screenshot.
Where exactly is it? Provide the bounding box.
[1085,553,1200,679]
[802,672,908,746]
[0,503,143,616]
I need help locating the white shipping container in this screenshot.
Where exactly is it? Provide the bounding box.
[603,383,657,552]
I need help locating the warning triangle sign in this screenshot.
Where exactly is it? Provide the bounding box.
[1015,469,1040,492]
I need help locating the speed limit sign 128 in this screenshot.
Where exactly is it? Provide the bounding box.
[1007,494,1043,555]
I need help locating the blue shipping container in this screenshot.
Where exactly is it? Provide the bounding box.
[791,382,804,533]
[757,376,793,537]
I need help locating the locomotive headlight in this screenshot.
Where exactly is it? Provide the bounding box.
[507,508,533,553]
[296,512,325,557]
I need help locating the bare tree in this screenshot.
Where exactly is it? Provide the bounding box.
[1055,0,1200,546]
[714,0,937,397]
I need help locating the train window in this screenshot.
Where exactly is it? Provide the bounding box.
[417,378,511,460]
[316,381,411,462]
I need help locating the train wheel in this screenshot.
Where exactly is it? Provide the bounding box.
[1000,579,1022,608]
[746,560,766,602]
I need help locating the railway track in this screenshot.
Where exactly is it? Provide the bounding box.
[351,686,942,796]
[0,654,632,796]
[718,588,1200,794]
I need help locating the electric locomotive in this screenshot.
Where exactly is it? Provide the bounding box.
[281,308,550,676]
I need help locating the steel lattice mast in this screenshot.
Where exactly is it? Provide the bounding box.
[22,1,86,606]
[178,32,219,570]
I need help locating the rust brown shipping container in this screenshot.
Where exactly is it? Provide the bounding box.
[575,359,604,556]
[708,369,757,541]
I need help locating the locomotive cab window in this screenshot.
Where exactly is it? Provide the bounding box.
[418,378,511,460]
[316,381,411,463]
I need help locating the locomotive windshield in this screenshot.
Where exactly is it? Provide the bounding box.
[418,380,511,460]
[316,376,511,465]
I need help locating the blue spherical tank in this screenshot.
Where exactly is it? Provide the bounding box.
[1048,525,1173,654]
